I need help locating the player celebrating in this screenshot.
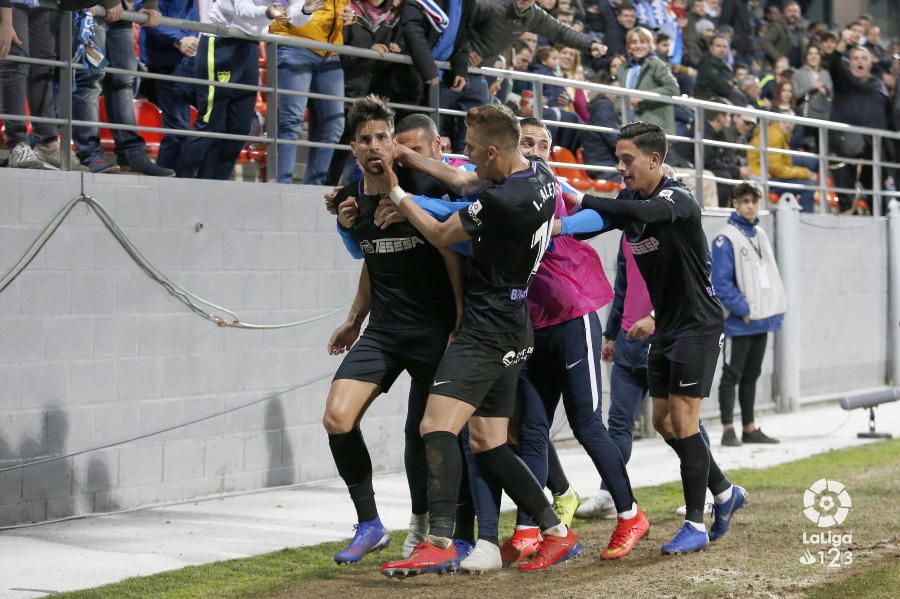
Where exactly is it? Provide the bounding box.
[576,122,747,554]
[378,105,578,577]
[322,95,464,565]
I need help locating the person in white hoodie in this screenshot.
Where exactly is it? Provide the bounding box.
[711,182,787,447]
[178,0,325,179]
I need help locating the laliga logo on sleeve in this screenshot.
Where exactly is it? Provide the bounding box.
[803,479,851,528]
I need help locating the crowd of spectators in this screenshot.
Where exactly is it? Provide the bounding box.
[0,0,898,212]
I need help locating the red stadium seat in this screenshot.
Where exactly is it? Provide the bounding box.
[550,146,593,191]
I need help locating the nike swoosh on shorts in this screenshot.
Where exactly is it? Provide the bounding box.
[565,359,583,370]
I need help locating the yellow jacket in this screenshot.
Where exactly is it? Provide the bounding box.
[269,0,348,56]
[748,121,812,180]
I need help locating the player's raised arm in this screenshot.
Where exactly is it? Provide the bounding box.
[374,166,472,249]
[394,143,488,198]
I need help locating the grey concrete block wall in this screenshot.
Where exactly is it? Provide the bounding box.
[0,170,890,526]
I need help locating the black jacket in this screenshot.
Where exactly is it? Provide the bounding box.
[824,50,890,132]
[703,121,740,181]
[694,53,736,100]
[581,95,619,171]
[719,0,753,56]
[341,11,403,98]
[401,0,473,84]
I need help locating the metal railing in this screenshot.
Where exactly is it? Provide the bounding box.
[2,2,899,214]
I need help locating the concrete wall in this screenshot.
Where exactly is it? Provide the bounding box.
[0,171,890,525]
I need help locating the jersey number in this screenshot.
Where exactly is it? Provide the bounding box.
[530,219,553,277]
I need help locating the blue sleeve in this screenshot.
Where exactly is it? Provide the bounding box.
[413,195,470,221]
[711,235,749,317]
[337,222,365,260]
[411,195,472,257]
[604,239,627,339]
[560,208,606,236]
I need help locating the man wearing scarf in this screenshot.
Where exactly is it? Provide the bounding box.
[402,0,475,152]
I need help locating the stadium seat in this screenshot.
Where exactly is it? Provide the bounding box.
[550,146,593,191]
[574,147,620,193]
[133,99,163,156]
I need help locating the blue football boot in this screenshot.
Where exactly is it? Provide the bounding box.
[661,522,709,555]
[334,518,391,564]
[710,485,748,542]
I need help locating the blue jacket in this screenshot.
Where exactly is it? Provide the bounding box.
[711,212,784,337]
[139,0,199,68]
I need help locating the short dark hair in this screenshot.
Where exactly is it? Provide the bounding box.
[395,113,439,138]
[347,94,394,140]
[732,182,762,200]
[513,40,533,55]
[465,104,521,151]
[617,121,668,160]
[657,32,671,43]
[705,100,730,122]
[519,117,553,144]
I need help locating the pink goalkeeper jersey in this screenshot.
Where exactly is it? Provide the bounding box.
[526,183,614,329]
[620,236,654,333]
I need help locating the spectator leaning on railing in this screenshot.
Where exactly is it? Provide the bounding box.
[465,0,608,101]
[401,0,474,152]
[140,0,200,171]
[0,0,73,170]
[270,0,351,185]
[71,0,172,176]
[179,0,310,180]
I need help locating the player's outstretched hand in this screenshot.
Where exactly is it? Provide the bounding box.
[338,197,359,228]
[375,198,407,228]
[392,142,414,166]
[600,338,615,362]
[328,321,361,355]
[626,315,655,340]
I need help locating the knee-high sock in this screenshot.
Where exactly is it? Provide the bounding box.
[453,441,476,541]
[475,444,561,531]
[329,428,378,522]
[700,423,731,495]
[423,431,462,539]
[679,432,710,524]
[546,443,571,496]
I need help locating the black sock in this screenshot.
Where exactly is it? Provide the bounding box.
[475,444,561,531]
[453,444,476,541]
[329,429,378,523]
[546,443,571,496]
[665,436,683,457]
[679,433,710,524]
[423,431,462,539]
[701,434,731,495]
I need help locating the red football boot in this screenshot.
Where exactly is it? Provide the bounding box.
[380,539,459,579]
[500,527,542,567]
[517,528,582,571]
[600,508,650,560]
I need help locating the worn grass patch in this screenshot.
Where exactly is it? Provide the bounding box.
[57,439,900,599]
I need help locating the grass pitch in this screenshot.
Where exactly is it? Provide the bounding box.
[57,439,900,599]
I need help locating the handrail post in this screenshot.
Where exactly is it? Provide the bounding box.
[693,105,704,206]
[59,11,73,171]
[873,135,883,217]
[428,79,441,134]
[265,40,278,183]
[774,194,801,412]
[818,125,829,214]
[759,116,770,204]
[533,78,543,122]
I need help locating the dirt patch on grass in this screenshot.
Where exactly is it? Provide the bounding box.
[273,445,900,599]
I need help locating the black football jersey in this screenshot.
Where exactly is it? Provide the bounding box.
[582,177,723,338]
[336,180,456,331]
[457,156,557,332]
